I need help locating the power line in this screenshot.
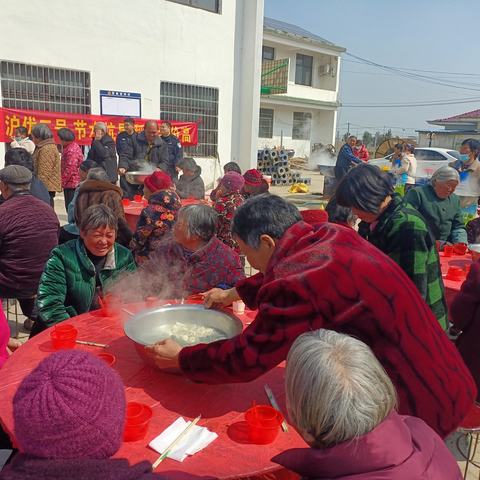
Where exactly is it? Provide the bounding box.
[340,96,480,108]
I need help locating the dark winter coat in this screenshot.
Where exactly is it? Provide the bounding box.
[272,412,461,479]
[119,132,169,175]
[161,134,183,177]
[175,166,205,199]
[334,143,362,180]
[74,179,132,247]
[0,192,58,295]
[179,221,476,438]
[87,135,118,183]
[37,239,136,327]
[116,131,137,171]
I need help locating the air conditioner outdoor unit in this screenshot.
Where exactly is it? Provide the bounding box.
[318,64,336,76]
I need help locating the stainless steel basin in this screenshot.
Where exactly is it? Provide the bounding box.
[125,171,150,185]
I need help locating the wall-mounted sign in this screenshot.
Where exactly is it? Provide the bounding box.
[100,90,141,117]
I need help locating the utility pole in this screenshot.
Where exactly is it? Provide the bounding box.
[347,122,350,137]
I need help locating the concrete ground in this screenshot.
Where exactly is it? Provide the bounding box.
[3,171,480,477]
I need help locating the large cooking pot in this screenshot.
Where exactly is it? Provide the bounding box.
[124,304,243,370]
[125,171,150,185]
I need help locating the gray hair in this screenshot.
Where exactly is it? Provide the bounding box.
[31,123,53,140]
[80,204,118,232]
[7,183,30,193]
[286,329,397,447]
[178,204,217,242]
[94,122,107,134]
[431,166,460,184]
[178,157,197,172]
[87,167,109,181]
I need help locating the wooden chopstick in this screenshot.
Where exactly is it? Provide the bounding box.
[75,340,108,348]
[152,415,201,468]
[264,384,289,432]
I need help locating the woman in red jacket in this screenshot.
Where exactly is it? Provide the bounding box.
[273,329,461,479]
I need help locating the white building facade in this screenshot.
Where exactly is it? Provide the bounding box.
[258,18,345,158]
[0,0,264,182]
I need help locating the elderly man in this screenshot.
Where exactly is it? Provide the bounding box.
[118,120,169,199]
[405,166,467,246]
[160,121,183,180]
[334,135,361,180]
[146,194,475,438]
[143,204,245,297]
[274,330,461,479]
[0,165,58,329]
[86,122,118,183]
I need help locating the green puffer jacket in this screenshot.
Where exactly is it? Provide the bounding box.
[37,239,136,326]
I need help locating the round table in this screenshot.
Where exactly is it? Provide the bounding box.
[439,251,472,306]
[0,301,305,480]
[124,198,209,231]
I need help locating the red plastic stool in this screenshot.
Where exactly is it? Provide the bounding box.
[457,403,480,478]
[300,209,328,225]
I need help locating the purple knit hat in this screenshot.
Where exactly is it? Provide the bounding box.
[219,171,245,194]
[14,350,126,459]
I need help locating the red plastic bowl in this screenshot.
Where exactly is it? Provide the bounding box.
[446,266,464,281]
[133,195,143,203]
[453,243,468,255]
[122,198,130,206]
[245,405,283,444]
[443,245,453,257]
[97,352,116,366]
[123,402,153,442]
[50,327,78,350]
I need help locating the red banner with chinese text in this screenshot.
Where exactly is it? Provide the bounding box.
[0,107,198,146]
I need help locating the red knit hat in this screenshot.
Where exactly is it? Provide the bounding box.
[144,171,172,193]
[243,169,263,186]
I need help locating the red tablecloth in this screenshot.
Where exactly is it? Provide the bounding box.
[124,198,208,231]
[0,302,304,480]
[439,252,472,306]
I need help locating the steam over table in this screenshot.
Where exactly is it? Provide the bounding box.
[0,301,304,480]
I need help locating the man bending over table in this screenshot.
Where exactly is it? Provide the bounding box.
[146,194,475,438]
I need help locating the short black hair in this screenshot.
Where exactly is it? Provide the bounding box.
[5,148,34,172]
[223,162,242,174]
[15,126,28,136]
[161,121,172,129]
[325,197,356,225]
[57,128,75,142]
[232,194,302,248]
[461,138,480,157]
[124,117,135,125]
[335,164,395,214]
[404,143,415,154]
[394,143,403,150]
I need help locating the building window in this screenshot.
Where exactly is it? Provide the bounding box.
[161,81,219,157]
[259,108,274,138]
[0,61,91,113]
[295,54,313,86]
[262,46,275,61]
[292,112,312,140]
[166,0,221,13]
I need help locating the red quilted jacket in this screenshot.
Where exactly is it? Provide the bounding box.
[179,221,475,437]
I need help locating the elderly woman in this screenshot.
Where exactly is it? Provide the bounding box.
[58,127,84,210]
[144,204,245,297]
[210,161,243,201]
[33,205,136,335]
[31,123,61,206]
[86,122,118,183]
[335,163,447,329]
[131,171,181,265]
[242,169,269,199]
[272,329,461,479]
[146,195,474,438]
[214,171,245,253]
[175,157,205,199]
[405,166,467,246]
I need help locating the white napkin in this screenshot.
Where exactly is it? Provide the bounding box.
[149,417,218,462]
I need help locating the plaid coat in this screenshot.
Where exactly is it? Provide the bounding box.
[361,194,447,329]
[179,221,475,437]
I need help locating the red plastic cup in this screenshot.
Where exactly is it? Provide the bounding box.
[443,245,453,257]
[453,243,468,256]
[97,352,116,366]
[50,324,78,350]
[446,266,464,281]
[134,194,143,203]
[245,405,283,444]
[122,198,130,206]
[123,402,153,442]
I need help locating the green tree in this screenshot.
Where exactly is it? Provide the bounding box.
[362,131,373,147]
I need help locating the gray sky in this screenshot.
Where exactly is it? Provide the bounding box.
[264,0,480,138]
